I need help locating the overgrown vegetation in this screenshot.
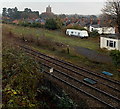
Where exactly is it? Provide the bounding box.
[19,22,44,28]
[2,43,78,108]
[45,18,62,30]
[2,46,42,107]
[110,50,120,68]
[89,30,100,37]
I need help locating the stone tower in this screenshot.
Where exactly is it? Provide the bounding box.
[46,5,52,13]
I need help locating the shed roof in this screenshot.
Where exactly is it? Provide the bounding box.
[101,34,120,40]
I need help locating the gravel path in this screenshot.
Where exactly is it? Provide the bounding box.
[74,46,112,63]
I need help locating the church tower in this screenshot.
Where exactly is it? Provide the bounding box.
[46,5,52,13]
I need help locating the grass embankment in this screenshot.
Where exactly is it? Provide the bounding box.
[2,24,120,80]
[3,24,99,50]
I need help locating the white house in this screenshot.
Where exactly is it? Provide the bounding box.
[89,25,115,34]
[102,27,115,34]
[100,34,120,51]
[89,25,103,34]
[66,29,89,38]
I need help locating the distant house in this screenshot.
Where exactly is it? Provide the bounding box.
[12,20,19,24]
[89,25,115,34]
[100,34,120,51]
[40,19,46,25]
[28,19,34,24]
[102,27,115,34]
[89,25,103,34]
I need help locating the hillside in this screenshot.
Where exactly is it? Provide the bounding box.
[2,24,120,80]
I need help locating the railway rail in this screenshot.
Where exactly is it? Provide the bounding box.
[20,46,120,90]
[20,45,120,108]
[44,70,118,108]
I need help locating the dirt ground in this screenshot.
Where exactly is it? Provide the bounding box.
[74,46,112,64]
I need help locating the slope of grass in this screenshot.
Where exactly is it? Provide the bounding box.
[3,24,99,50]
[2,24,120,80]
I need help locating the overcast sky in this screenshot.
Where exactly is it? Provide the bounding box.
[0,0,107,15]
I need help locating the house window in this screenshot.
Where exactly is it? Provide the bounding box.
[91,28,94,31]
[114,41,116,48]
[109,41,114,47]
[107,40,109,46]
[106,40,116,48]
[71,31,73,34]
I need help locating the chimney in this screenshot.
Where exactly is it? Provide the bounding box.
[97,18,100,25]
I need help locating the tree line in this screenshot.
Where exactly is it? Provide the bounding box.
[2,7,39,20]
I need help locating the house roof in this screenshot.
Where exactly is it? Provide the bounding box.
[90,24,101,28]
[101,34,120,40]
[90,24,115,29]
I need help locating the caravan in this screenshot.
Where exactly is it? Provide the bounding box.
[66,29,89,38]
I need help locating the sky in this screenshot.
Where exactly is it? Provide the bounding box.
[0,0,107,15]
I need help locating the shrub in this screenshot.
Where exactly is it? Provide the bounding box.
[110,50,120,68]
[89,30,100,37]
[2,47,42,107]
[45,18,58,30]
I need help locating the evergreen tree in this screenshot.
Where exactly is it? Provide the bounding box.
[2,8,7,17]
[45,18,58,30]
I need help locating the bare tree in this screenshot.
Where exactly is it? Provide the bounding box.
[102,0,120,33]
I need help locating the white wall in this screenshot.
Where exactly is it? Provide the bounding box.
[118,40,120,50]
[100,37,120,51]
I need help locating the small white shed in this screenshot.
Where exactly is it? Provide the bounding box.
[100,34,120,51]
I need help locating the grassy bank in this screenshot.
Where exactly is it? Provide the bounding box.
[3,24,99,50]
[2,24,120,80]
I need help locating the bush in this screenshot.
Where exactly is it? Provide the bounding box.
[29,22,42,28]
[110,50,120,68]
[19,22,42,28]
[89,30,100,37]
[2,47,42,107]
[45,18,58,30]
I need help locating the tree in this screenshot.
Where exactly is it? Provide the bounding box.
[7,8,13,18]
[45,18,58,30]
[99,14,115,27]
[24,8,32,13]
[102,0,120,33]
[14,7,18,12]
[13,7,20,19]
[56,17,63,29]
[2,8,7,17]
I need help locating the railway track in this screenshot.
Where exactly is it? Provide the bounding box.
[44,69,119,108]
[20,45,120,108]
[20,45,120,90]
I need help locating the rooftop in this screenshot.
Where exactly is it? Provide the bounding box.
[101,34,120,40]
[90,24,101,28]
